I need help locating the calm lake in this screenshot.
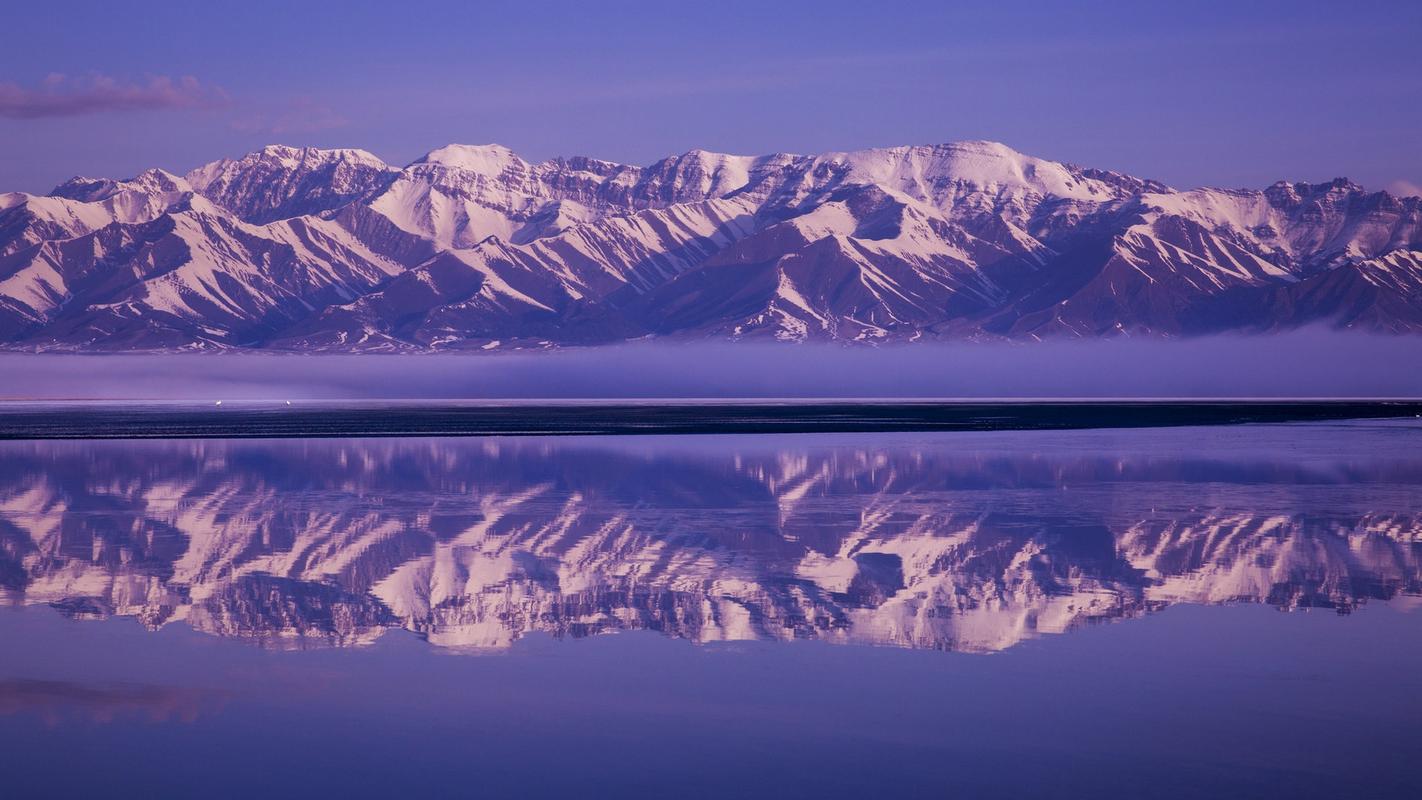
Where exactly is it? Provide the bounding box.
[2,421,1420,798]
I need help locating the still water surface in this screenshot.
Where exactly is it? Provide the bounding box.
[2,421,1420,797]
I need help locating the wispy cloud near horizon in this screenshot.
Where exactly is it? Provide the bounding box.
[0,73,228,119]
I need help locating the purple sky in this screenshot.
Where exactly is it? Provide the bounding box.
[1,0,1419,195]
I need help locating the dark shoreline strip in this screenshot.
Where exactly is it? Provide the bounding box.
[0,401,1418,440]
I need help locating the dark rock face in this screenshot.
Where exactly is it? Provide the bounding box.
[2,140,1420,350]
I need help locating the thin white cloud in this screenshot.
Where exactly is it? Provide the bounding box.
[0,73,228,119]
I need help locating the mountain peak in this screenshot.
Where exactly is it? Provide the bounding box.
[674,147,748,162]
[1263,177,1369,210]
[256,143,305,158]
[191,145,389,176]
[938,139,1026,157]
[811,139,1138,205]
[128,168,188,193]
[48,168,190,202]
[415,143,526,174]
[183,145,397,224]
[48,175,117,200]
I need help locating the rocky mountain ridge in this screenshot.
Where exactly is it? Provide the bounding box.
[2,140,1419,350]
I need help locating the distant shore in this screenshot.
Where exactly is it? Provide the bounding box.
[0,400,1418,440]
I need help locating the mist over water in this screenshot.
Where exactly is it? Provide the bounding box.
[3,330,1420,401]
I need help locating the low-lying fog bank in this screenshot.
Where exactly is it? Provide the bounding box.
[2,330,1420,401]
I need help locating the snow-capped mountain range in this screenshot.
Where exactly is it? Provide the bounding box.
[2,140,1420,350]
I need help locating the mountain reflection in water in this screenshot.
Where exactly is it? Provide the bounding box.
[2,421,1419,654]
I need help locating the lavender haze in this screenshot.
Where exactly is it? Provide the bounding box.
[0,0,1418,195]
[3,331,1419,401]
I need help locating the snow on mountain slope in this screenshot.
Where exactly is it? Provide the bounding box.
[820,141,1137,211]
[15,198,411,349]
[1,171,192,259]
[1,140,1420,350]
[624,181,1067,342]
[1240,248,1422,333]
[365,144,771,249]
[186,144,398,224]
[276,197,759,350]
[0,214,177,338]
[1139,179,1422,270]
